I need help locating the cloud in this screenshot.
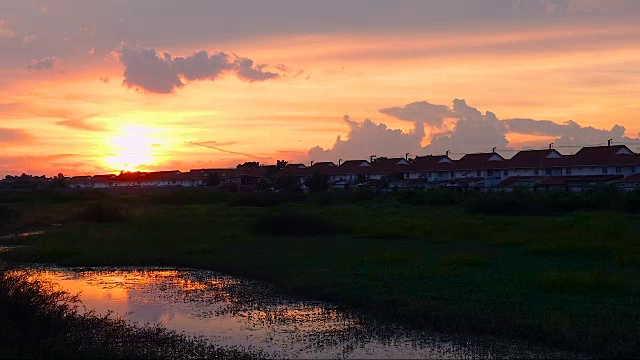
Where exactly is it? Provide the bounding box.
[25,57,60,71]
[379,101,458,127]
[119,46,283,94]
[422,99,509,155]
[308,115,424,162]
[55,117,106,132]
[197,140,238,147]
[311,98,640,160]
[0,128,32,143]
[0,19,16,38]
[504,118,629,147]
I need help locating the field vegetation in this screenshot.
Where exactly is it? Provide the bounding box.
[1,187,639,357]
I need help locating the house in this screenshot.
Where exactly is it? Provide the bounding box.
[439,177,485,191]
[451,152,506,188]
[90,174,117,188]
[368,158,411,180]
[309,162,338,175]
[136,171,182,187]
[177,171,208,187]
[330,160,371,185]
[496,176,540,192]
[566,145,637,176]
[274,164,312,185]
[502,149,566,178]
[407,155,454,182]
[613,174,640,192]
[67,176,94,188]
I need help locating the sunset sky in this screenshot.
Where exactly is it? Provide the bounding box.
[1,0,640,176]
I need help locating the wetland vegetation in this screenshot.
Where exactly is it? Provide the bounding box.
[1,188,639,357]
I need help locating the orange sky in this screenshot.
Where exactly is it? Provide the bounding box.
[1,1,640,176]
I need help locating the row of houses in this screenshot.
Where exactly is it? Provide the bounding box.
[67,145,640,192]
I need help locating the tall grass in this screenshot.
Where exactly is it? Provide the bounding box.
[0,266,261,359]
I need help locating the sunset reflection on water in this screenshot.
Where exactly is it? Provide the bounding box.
[28,267,571,359]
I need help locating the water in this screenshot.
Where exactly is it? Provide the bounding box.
[20,266,577,359]
[0,230,45,242]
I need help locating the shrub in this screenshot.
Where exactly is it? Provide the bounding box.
[0,206,21,225]
[226,192,305,207]
[539,191,586,213]
[464,191,536,216]
[253,212,343,236]
[77,203,127,223]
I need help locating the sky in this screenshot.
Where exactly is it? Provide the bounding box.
[1,0,640,176]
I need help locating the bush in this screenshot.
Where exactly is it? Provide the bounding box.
[253,212,343,236]
[225,192,305,207]
[0,206,21,225]
[398,189,463,207]
[464,191,541,216]
[77,203,127,223]
[539,191,586,213]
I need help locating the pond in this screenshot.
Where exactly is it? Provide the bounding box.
[18,266,577,359]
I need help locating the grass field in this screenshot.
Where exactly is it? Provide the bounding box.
[1,189,639,357]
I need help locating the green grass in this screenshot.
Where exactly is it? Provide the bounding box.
[1,190,639,357]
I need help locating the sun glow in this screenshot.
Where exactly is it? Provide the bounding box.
[104,126,164,172]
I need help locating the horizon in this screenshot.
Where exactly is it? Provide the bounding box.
[2,0,640,177]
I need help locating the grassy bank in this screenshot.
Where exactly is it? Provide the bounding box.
[2,189,640,357]
[0,266,260,359]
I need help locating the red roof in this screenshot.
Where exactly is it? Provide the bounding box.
[569,145,636,166]
[614,174,640,183]
[410,155,453,172]
[310,162,338,175]
[139,171,182,181]
[496,176,540,188]
[370,158,410,174]
[67,176,93,184]
[538,175,623,186]
[506,149,565,168]
[234,166,273,178]
[453,153,505,170]
[274,164,311,177]
[336,160,371,174]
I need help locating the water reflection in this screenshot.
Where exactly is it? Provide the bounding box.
[0,231,45,241]
[29,267,575,359]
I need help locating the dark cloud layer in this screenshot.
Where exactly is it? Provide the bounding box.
[309,98,640,161]
[2,1,639,72]
[119,47,281,93]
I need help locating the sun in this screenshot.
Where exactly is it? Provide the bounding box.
[103,126,162,172]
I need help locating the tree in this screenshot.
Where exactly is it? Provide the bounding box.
[257,178,271,191]
[276,160,288,170]
[207,172,221,186]
[306,173,328,193]
[275,176,301,192]
[237,161,260,169]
